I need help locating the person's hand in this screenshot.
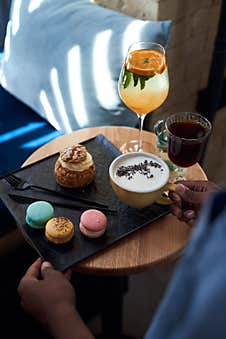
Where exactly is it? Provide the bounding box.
[169,180,219,226]
[18,258,75,327]
[18,258,95,339]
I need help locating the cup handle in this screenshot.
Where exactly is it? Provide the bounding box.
[156,182,177,205]
[166,182,177,192]
[153,119,165,136]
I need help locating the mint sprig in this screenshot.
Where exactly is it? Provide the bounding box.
[122,69,131,88]
[122,68,155,90]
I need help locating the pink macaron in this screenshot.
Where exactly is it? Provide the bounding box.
[79,209,107,238]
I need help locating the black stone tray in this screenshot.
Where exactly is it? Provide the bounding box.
[0,134,170,271]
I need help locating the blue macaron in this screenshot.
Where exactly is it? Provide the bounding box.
[26,201,54,229]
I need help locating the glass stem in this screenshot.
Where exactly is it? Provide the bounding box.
[137,114,145,152]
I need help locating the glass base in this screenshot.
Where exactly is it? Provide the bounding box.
[168,164,187,183]
[163,159,185,174]
[120,139,156,154]
[155,153,187,183]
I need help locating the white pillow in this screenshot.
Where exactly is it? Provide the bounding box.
[0,0,171,132]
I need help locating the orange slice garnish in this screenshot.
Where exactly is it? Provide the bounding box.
[126,49,166,76]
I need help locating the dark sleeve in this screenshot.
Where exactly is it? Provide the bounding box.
[145,190,226,339]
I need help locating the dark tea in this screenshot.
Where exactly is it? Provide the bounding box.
[167,120,208,167]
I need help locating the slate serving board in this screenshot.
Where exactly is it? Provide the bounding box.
[0,134,170,271]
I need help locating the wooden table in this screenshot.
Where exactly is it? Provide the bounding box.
[23,126,207,276]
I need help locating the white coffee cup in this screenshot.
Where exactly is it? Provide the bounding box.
[109,152,175,208]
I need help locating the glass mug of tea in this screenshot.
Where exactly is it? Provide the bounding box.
[165,112,212,170]
[109,152,175,208]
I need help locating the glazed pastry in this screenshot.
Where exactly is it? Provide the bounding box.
[79,209,107,238]
[45,217,74,244]
[54,144,96,188]
[26,201,54,229]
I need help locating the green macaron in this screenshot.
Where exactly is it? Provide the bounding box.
[26,201,54,229]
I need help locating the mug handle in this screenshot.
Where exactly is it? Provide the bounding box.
[156,182,176,205]
[167,182,176,192]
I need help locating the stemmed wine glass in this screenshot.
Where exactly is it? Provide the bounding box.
[118,41,169,153]
[154,112,212,205]
[165,112,212,178]
[154,112,212,180]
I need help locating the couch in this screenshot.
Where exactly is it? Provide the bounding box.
[0,0,171,237]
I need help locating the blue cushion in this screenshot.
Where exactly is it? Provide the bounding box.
[0,0,172,133]
[0,85,63,234]
[0,85,63,173]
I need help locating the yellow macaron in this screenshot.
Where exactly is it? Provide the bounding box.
[45,217,74,244]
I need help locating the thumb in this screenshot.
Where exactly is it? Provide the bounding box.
[176,184,204,205]
[64,269,72,281]
[41,261,57,279]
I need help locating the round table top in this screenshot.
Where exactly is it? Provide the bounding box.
[23,126,207,275]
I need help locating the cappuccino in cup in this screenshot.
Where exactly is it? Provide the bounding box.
[109,152,170,208]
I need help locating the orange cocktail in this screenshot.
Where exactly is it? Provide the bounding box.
[118,42,169,152]
[119,49,169,115]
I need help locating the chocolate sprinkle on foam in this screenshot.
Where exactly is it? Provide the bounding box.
[116,160,162,180]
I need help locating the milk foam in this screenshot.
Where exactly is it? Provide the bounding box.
[112,154,169,193]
